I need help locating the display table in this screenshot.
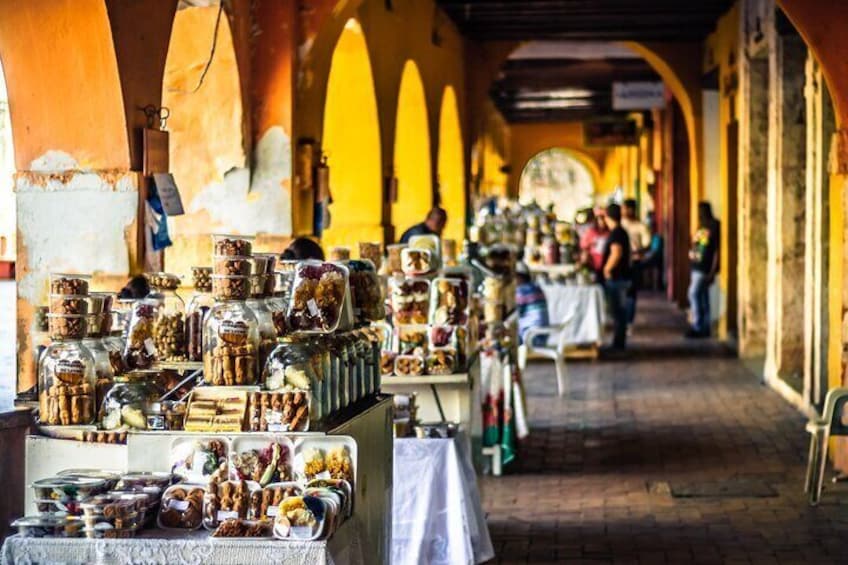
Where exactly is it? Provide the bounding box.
[3,520,361,565]
[17,397,393,565]
[539,283,605,357]
[391,433,494,565]
[529,263,577,278]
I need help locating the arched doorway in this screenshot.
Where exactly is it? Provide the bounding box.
[321,18,382,248]
[518,148,595,221]
[437,85,465,243]
[393,60,432,239]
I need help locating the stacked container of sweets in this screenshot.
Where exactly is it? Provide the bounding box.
[381,236,472,378]
[39,274,98,426]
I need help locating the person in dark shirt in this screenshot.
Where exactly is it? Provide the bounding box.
[602,203,631,350]
[686,202,720,338]
[399,207,447,244]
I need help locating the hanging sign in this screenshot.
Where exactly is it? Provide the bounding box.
[152,173,185,216]
[612,81,666,110]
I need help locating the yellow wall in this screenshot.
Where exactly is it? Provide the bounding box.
[703,4,740,338]
[321,19,383,248]
[393,60,433,236]
[437,85,466,242]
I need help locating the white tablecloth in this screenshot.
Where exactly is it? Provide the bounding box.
[540,283,606,345]
[2,521,362,565]
[392,434,494,565]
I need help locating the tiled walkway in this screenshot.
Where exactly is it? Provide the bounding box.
[480,293,848,564]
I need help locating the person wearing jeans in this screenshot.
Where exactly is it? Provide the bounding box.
[601,203,632,350]
[686,202,720,338]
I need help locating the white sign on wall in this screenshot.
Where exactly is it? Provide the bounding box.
[612,82,666,110]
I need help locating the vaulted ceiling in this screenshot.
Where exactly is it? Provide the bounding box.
[437,1,733,122]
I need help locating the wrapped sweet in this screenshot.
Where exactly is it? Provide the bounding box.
[394,354,425,377]
[380,350,396,376]
[429,277,469,325]
[395,325,428,355]
[390,277,429,324]
[358,242,383,271]
[286,261,349,333]
[147,273,186,362]
[401,248,433,276]
[426,347,456,375]
[385,244,406,274]
[345,260,385,323]
[122,298,161,370]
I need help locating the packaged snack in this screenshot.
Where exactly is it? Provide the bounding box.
[286,261,349,333]
[358,242,383,271]
[99,373,159,430]
[147,273,187,362]
[13,515,85,538]
[329,246,350,261]
[246,390,310,432]
[401,248,433,276]
[380,350,396,376]
[203,302,260,386]
[408,234,440,257]
[272,496,325,540]
[394,354,425,377]
[395,325,428,355]
[122,298,161,370]
[230,440,293,486]
[31,476,109,505]
[214,255,251,277]
[184,388,248,432]
[50,273,90,296]
[345,260,385,323]
[186,284,214,362]
[46,313,88,340]
[170,438,228,483]
[83,523,137,539]
[203,480,257,530]
[212,234,254,257]
[385,244,407,274]
[430,277,469,325]
[390,277,430,324]
[249,483,302,520]
[325,446,354,483]
[50,295,89,316]
[114,471,173,491]
[212,274,250,301]
[191,266,212,290]
[212,518,273,538]
[426,347,457,375]
[441,238,458,267]
[158,485,204,530]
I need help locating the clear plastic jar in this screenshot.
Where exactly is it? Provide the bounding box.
[147,273,186,362]
[100,373,159,430]
[39,339,96,426]
[203,301,259,385]
[186,271,214,363]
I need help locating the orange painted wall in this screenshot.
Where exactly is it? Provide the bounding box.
[0,0,129,169]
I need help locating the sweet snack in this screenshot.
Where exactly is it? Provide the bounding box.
[230,441,292,485]
[246,390,309,432]
[46,314,87,340]
[430,278,469,325]
[390,278,430,324]
[212,518,272,538]
[50,274,90,296]
[401,248,433,276]
[380,351,396,376]
[358,242,383,271]
[287,261,349,333]
[394,354,425,376]
[396,325,427,355]
[426,347,457,375]
[211,274,250,300]
[184,388,248,432]
[345,260,385,323]
[158,486,204,530]
[213,235,253,257]
[273,496,324,539]
[122,299,160,370]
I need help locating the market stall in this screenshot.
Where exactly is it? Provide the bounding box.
[7,236,394,563]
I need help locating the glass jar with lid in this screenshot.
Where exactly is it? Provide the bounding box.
[186,267,214,362]
[99,372,160,430]
[203,300,259,386]
[39,320,96,425]
[146,273,186,362]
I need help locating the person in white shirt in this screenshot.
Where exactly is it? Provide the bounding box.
[620,199,651,328]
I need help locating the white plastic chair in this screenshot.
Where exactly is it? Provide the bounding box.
[517,315,576,397]
[805,387,848,505]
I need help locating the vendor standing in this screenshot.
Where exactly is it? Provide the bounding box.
[398,207,447,243]
[601,203,632,351]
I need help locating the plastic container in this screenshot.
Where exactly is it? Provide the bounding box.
[430,277,469,325]
[46,313,88,341]
[212,234,254,257]
[328,246,350,261]
[385,243,407,274]
[246,389,310,432]
[148,273,186,362]
[83,523,137,538]
[286,261,349,333]
[116,471,173,491]
[272,496,326,541]
[191,266,212,291]
[380,351,396,376]
[426,347,457,375]
[99,373,159,430]
[394,354,425,376]
[214,254,251,277]
[344,260,385,323]
[395,325,428,355]
[212,274,250,301]
[57,469,121,491]
[50,273,90,296]
[31,476,110,503]
[122,298,161,370]
[211,518,273,538]
[249,482,303,520]
[228,438,295,487]
[246,278,277,372]
[203,301,260,385]
[12,515,85,538]
[358,242,383,271]
[50,294,89,316]
[157,484,205,530]
[203,480,259,530]
[441,238,458,267]
[390,277,430,324]
[169,438,228,483]
[400,248,433,276]
[38,340,97,425]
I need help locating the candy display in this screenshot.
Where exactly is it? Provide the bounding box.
[287,261,349,333]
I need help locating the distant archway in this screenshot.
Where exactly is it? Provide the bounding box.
[519,148,596,221]
[437,86,465,242]
[393,60,432,238]
[321,18,382,248]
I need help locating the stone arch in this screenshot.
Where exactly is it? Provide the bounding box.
[321,18,383,248]
[518,148,597,221]
[393,60,432,237]
[437,85,465,242]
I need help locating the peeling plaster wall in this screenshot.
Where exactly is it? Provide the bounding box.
[15,152,138,392]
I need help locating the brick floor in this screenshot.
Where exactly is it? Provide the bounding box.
[480,293,848,564]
